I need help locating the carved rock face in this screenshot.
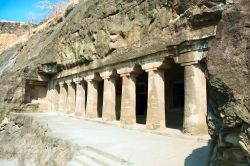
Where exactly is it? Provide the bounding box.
[206,0,250,165]
[40,0,222,69]
[38,63,61,75]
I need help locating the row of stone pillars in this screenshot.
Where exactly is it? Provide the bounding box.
[49,60,208,134]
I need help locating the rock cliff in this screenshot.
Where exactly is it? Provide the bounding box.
[0,21,35,53]
[206,0,250,165]
[0,0,223,108]
[0,21,33,35]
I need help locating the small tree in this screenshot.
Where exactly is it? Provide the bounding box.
[27,12,37,24]
[36,0,69,17]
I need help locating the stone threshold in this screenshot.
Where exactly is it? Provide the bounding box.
[63,112,210,143]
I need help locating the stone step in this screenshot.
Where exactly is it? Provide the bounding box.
[67,160,88,166]
[73,155,102,166]
[76,146,131,166]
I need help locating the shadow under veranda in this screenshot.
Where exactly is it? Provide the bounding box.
[184,140,212,166]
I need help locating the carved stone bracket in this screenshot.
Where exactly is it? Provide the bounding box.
[141,57,167,72]
[38,62,62,75]
[73,77,84,84]
[100,68,117,79]
[58,82,65,87]
[84,72,102,82]
[117,63,142,77]
[65,80,74,85]
[174,51,207,66]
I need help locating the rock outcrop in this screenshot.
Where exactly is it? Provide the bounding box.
[0,21,35,53]
[0,0,223,110]
[0,113,75,165]
[0,21,34,35]
[206,0,250,165]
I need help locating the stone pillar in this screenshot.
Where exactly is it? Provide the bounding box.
[183,63,208,134]
[58,82,67,112]
[85,74,100,118]
[147,69,165,129]
[51,81,58,112]
[66,80,76,114]
[54,83,59,112]
[100,70,116,121]
[75,79,86,117]
[117,66,138,125]
[47,81,53,112]
[142,60,166,129]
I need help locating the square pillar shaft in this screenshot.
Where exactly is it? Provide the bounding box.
[51,81,58,112]
[120,75,136,125]
[102,78,116,121]
[75,81,86,116]
[66,82,76,114]
[55,85,59,111]
[59,83,67,112]
[47,81,53,112]
[146,69,165,129]
[86,80,98,118]
[183,64,208,134]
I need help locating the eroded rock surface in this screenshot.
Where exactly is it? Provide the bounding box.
[0,0,223,115]
[206,0,250,165]
[0,114,75,166]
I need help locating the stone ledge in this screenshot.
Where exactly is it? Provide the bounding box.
[62,112,211,142]
[54,36,214,79]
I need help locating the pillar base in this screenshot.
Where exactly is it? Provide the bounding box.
[146,123,165,130]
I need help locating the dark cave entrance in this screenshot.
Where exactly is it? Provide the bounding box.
[165,63,184,129]
[115,76,122,121]
[136,71,148,125]
[97,80,104,118]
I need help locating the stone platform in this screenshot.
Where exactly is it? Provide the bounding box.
[20,112,211,166]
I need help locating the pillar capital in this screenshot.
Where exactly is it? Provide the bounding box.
[174,51,207,65]
[141,61,164,72]
[65,80,73,85]
[84,72,101,82]
[100,68,117,79]
[58,82,65,87]
[117,64,141,77]
[141,57,172,72]
[73,77,84,84]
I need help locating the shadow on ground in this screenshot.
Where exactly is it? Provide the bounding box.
[185,141,211,166]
